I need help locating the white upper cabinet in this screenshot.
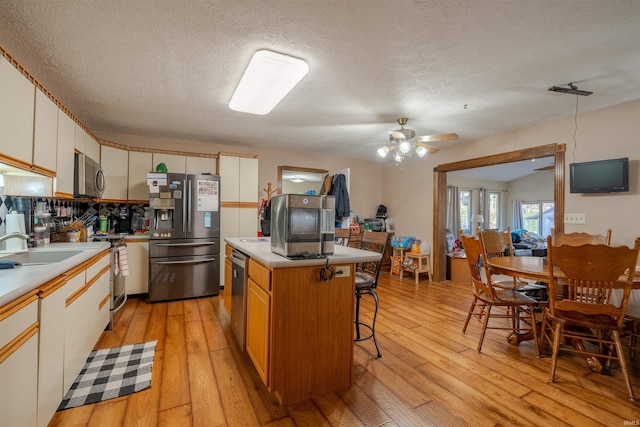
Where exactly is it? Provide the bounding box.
[128,151,153,201]
[0,55,35,168]
[152,153,185,174]
[73,123,85,154]
[33,88,58,176]
[100,145,129,201]
[54,111,75,198]
[218,155,240,202]
[239,157,258,202]
[186,155,216,175]
[85,134,100,162]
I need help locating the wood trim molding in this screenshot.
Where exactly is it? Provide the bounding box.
[0,291,38,322]
[432,143,565,282]
[54,191,74,199]
[31,164,56,177]
[38,276,67,299]
[87,265,111,287]
[0,153,34,172]
[220,201,259,209]
[125,237,149,243]
[0,321,39,364]
[99,293,111,310]
[100,138,220,158]
[217,152,259,159]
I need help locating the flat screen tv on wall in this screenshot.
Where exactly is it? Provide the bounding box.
[570,157,629,193]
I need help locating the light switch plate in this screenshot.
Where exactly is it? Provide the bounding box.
[564,213,586,224]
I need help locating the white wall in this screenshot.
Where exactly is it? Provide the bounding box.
[382,99,640,248]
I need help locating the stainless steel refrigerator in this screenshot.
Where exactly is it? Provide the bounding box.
[148,173,220,302]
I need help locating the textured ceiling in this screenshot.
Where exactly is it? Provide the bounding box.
[0,1,638,164]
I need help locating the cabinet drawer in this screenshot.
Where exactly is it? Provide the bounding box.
[86,251,110,282]
[0,294,39,350]
[249,258,271,292]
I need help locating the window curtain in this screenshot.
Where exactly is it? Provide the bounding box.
[512,200,523,230]
[446,185,460,237]
[480,187,490,228]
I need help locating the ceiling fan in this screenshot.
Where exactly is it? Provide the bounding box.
[377,118,458,163]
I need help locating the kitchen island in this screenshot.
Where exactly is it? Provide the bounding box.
[224,237,381,405]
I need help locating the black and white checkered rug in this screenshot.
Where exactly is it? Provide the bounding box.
[57,341,157,411]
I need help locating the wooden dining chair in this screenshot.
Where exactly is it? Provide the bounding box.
[354,231,390,357]
[550,227,612,246]
[539,235,640,401]
[479,227,534,289]
[460,233,539,354]
[334,228,351,246]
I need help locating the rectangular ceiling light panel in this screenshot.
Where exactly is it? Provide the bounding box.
[229,50,309,115]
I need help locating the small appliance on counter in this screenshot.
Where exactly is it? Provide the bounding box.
[270,194,335,258]
[115,207,131,234]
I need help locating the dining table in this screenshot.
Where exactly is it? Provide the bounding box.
[488,255,640,373]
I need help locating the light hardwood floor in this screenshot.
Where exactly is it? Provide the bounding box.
[50,274,640,426]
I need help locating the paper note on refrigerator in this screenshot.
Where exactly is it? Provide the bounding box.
[196,179,219,211]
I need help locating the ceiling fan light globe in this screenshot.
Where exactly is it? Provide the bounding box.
[394,153,403,163]
[398,140,412,154]
[415,145,428,157]
[377,146,390,158]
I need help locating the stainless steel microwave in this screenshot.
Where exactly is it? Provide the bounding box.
[270,194,335,258]
[74,153,105,198]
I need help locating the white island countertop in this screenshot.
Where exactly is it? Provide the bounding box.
[0,242,111,307]
[225,237,381,268]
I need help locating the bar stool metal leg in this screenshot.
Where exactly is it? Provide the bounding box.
[355,288,382,357]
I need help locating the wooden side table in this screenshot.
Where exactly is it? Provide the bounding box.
[446,254,471,283]
[399,252,431,284]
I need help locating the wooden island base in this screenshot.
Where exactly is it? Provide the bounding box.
[225,238,382,406]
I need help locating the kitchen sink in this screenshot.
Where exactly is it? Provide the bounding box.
[0,250,83,266]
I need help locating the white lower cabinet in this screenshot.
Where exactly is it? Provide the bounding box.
[37,277,67,427]
[0,294,39,427]
[64,252,110,391]
[126,240,149,295]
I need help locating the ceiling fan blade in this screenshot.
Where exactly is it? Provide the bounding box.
[415,142,440,154]
[534,165,554,171]
[388,130,406,140]
[415,133,459,143]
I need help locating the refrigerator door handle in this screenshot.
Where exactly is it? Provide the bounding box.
[182,178,187,234]
[188,178,192,233]
[156,242,217,247]
[155,258,217,265]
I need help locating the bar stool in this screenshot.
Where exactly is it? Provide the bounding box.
[355,231,390,357]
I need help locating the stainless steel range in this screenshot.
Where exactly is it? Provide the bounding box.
[148,173,220,302]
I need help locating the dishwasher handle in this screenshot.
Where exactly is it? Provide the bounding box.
[231,249,248,267]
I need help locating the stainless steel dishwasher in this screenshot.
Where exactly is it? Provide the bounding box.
[230,249,249,348]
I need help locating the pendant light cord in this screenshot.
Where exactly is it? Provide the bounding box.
[572,94,578,163]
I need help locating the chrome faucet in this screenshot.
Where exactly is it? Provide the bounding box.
[0,232,29,244]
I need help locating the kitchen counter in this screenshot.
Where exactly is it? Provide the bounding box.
[0,242,111,307]
[224,237,382,267]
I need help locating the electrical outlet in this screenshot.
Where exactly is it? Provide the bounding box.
[564,213,586,224]
[334,265,350,277]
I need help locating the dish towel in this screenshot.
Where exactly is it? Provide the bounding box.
[116,246,130,277]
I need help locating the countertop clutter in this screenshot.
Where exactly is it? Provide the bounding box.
[225,237,382,267]
[0,242,110,307]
